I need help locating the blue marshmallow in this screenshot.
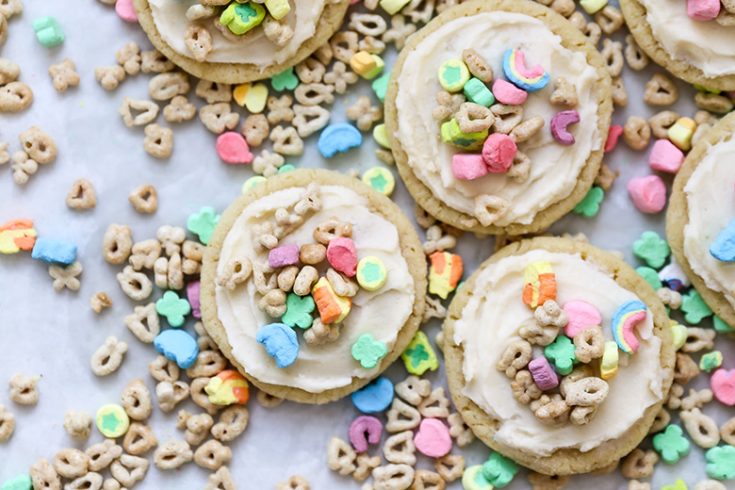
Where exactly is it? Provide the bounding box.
[31,237,77,265]
[351,376,394,414]
[256,323,299,369]
[154,329,199,369]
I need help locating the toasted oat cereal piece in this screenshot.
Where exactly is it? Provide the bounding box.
[154,440,193,470]
[277,476,310,490]
[117,266,153,301]
[90,337,128,376]
[128,184,158,214]
[53,448,89,479]
[49,261,83,292]
[143,124,174,159]
[193,439,232,470]
[270,125,303,156]
[611,77,628,107]
[123,422,158,456]
[205,466,235,490]
[644,73,679,106]
[103,224,133,265]
[141,49,175,73]
[0,81,32,112]
[0,404,15,442]
[121,379,153,421]
[86,440,123,472]
[383,15,416,49]
[256,389,284,408]
[149,72,190,101]
[19,126,56,164]
[199,103,239,133]
[110,453,148,487]
[624,34,648,71]
[0,0,23,19]
[347,96,382,132]
[327,437,356,475]
[95,65,126,91]
[10,150,38,185]
[120,97,159,128]
[116,42,142,76]
[156,380,190,412]
[90,292,112,314]
[9,373,40,405]
[0,14,6,48]
[63,410,93,440]
[163,95,196,123]
[0,58,20,85]
[30,459,60,490]
[48,58,80,93]
[66,178,97,210]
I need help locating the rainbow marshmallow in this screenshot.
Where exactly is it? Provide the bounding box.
[611,300,648,354]
[522,261,557,309]
[502,48,550,92]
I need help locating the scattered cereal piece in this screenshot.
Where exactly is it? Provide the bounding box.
[32,237,77,265]
[48,59,79,93]
[115,0,138,22]
[414,418,452,458]
[66,178,96,210]
[90,292,112,313]
[63,410,93,440]
[154,329,199,369]
[633,231,670,268]
[401,331,438,375]
[205,370,250,406]
[653,424,691,463]
[711,369,735,406]
[8,373,39,405]
[143,123,174,159]
[482,452,518,488]
[352,376,393,414]
[96,404,130,438]
[348,415,382,453]
[32,16,64,48]
[128,184,158,214]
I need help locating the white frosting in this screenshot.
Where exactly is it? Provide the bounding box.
[641,0,735,78]
[215,185,415,393]
[394,12,602,226]
[683,136,735,309]
[148,0,327,67]
[452,250,666,456]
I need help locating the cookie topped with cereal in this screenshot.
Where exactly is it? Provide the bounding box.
[200,169,426,403]
[668,112,735,329]
[133,0,350,83]
[385,0,613,235]
[443,236,675,475]
[622,0,735,90]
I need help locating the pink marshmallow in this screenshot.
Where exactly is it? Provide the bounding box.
[492,79,528,105]
[528,357,558,391]
[628,175,667,214]
[482,133,517,174]
[216,132,253,165]
[327,237,358,277]
[452,153,488,180]
[563,300,602,338]
[605,125,623,153]
[115,0,138,23]
[413,418,452,458]
[649,139,684,174]
[348,415,382,453]
[687,0,720,21]
[186,281,201,319]
[268,244,300,268]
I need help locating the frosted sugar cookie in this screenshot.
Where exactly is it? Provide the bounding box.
[622,0,735,90]
[668,112,735,328]
[134,0,350,83]
[385,0,612,235]
[200,169,426,403]
[443,237,675,475]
